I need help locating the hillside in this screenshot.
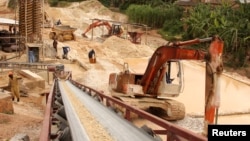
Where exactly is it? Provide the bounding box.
[0,0,250,140]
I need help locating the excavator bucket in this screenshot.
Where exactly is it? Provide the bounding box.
[203,36,224,136]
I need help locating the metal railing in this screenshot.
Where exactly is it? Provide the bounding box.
[39,79,55,141]
[0,61,51,70]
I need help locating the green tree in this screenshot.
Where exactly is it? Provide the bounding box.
[183,2,250,67]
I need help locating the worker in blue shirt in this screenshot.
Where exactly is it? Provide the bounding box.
[62,46,70,59]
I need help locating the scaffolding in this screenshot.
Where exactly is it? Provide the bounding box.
[18,0,42,43]
[18,0,44,62]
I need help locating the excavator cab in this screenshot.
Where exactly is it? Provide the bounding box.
[157,60,184,98]
[111,24,122,36]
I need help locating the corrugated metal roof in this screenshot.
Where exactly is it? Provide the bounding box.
[0,18,19,25]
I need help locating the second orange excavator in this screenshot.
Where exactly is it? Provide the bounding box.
[82,19,144,44]
[81,19,123,38]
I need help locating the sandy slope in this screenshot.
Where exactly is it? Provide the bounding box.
[43,0,250,134]
[0,0,250,140]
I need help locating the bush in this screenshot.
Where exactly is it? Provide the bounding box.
[57,1,72,7]
[49,0,59,7]
[8,0,17,9]
[98,0,110,7]
[181,3,250,69]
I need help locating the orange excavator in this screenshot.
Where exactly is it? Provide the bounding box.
[82,19,145,44]
[81,20,123,38]
[109,36,224,123]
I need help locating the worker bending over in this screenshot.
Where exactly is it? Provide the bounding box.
[8,72,22,102]
[88,49,96,63]
[62,46,70,59]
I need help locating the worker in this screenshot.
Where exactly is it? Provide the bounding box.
[88,49,96,63]
[53,39,58,57]
[56,19,61,25]
[9,25,13,34]
[8,71,22,102]
[166,74,174,84]
[28,48,35,63]
[88,49,95,59]
[13,26,17,35]
[62,46,70,59]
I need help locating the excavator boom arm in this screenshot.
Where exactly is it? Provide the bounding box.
[168,37,212,47]
[140,36,223,94]
[82,20,112,35]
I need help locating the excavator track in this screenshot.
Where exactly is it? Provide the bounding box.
[111,93,185,121]
[153,99,185,121]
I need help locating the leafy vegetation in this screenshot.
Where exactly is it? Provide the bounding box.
[183,2,250,68]
[125,1,250,68]
[48,0,84,7]
[126,3,182,26]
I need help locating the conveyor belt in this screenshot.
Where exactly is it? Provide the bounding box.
[58,80,90,141]
[58,79,157,141]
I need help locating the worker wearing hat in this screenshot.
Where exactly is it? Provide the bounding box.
[8,71,22,102]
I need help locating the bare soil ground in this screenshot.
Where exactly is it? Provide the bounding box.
[0,1,168,140]
[0,1,250,141]
[0,96,44,141]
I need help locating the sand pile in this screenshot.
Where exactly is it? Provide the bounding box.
[103,36,154,58]
[45,0,127,38]
[78,0,128,22]
[78,0,109,13]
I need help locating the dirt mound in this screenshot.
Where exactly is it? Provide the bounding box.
[78,0,109,14]
[102,36,154,59]
[45,0,127,38]
[77,0,127,22]
[0,104,43,140]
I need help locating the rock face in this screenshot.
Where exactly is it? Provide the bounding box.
[0,91,14,114]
